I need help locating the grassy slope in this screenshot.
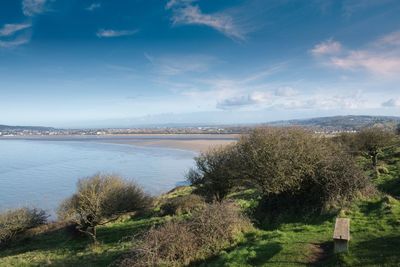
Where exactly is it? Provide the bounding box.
[1,145,400,267]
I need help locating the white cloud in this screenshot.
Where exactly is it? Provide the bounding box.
[275,87,298,97]
[313,30,400,77]
[145,53,215,76]
[96,29,138,38]
[330,51,400,77]
[217,92,271,110]
[0,23,31,37]
[0,35,31,48]
[382,98,400,107]
[375,31,400,47]
[168,2,246,41]
[310,39,342,56]
[86,3,101,11]
[165,0,196,10]
[22,0,48,16]
[279,91,365,110]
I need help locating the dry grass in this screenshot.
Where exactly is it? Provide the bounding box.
[119,201,252,267]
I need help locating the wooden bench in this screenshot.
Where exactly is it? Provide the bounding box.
[333,218,350,253]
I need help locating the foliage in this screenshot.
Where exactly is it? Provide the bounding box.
[159,194,205,216]
[57,173,152,243]
[353,128,395,171]
[187,145,241,202]
[0,207,47,248]
[237,128,368,213]
[120,202,251,267]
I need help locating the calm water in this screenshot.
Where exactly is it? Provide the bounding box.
[0,139,196,216]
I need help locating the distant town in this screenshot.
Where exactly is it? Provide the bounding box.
[1,115,399,137]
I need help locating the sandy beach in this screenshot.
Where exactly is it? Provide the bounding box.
[1,134,239,152]
[117,139,236,152]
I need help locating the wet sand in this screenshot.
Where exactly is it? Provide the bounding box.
[1,134,239,152]
[119,139,236,152]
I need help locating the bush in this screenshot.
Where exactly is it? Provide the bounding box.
[0,208,48,247]
[58,173,152,243]
[120,202,251,267]
[159,194,205,216]
[187,128,369,216]
[377,165,390,174]
[120,221,198,267]
[190,201,251,254]
[238,128,369,214]
[354,128,395,172]
[187,145,241,202]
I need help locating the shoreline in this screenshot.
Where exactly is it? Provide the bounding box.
[0,134,239,152]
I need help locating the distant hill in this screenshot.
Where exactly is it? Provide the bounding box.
[0,125,55,131]
[267,115,400,131]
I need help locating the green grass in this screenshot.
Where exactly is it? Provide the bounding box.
[1,142,400,266]
[1,192,400,267]
[0,216,165,267]
[196,195,400,267]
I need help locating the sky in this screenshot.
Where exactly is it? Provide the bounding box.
[0,0,400,128]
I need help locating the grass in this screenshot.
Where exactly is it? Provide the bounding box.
[197,195,400,267]
[1,142,400,266]
[2,191,399,266]
[0,216,165,267]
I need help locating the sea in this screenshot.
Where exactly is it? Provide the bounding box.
[0,138,197,217]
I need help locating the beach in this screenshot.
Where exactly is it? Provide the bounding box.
[0,134,239,152]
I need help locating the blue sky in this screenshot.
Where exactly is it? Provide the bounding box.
[0,0,400,127]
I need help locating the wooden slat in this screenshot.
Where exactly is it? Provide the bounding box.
[333,218,350,241]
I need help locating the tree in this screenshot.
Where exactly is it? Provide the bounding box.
[187,145,240,202]
[58,174,152,243]
[396,124,400,135]
[354,128,394,172]
[236,127,368,212]
[0,208,47,247]
[236,127,322,196]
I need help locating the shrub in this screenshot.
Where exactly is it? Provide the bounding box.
[0,208,47,247]
[377,165,390,174]
[159,194,205,216]
[120,221,198,267]
[120,202,251,267]
[187,145,241,202]
[190,201,251,254]
[236,128,369,214]
[353,128,395,172]
[58,173,152,243]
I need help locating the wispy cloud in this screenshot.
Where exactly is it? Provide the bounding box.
[274,87,298,97]
[22,0,48,16]
[382,98,400,107]
[145,53,215,76]
[0,23,31,37]
[374,31,400,47]
[330,51,400,76]
[166,0,196,10]
[342,0,397,17]
[166,0,247,41]
[86,3,101,11]
[281,91,365,110]
[312,30,400,78]
[0,35,31,48]
[310,39,342,56]
[96,29,138,38]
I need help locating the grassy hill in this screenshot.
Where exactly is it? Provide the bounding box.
[267,115,400,131]
[1,191,399,266]
[1,134,400,266]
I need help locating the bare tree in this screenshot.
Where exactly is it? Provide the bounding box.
[58,174,152,243]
